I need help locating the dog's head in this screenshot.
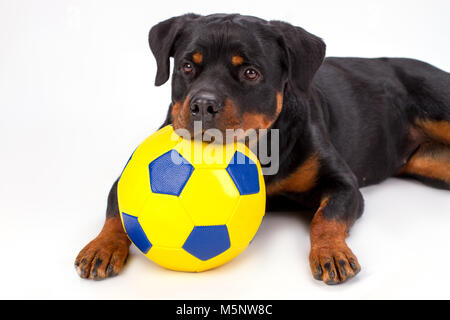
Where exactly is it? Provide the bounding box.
[149,14,325,136]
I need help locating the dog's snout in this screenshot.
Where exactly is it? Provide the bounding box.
[190,92,223,118]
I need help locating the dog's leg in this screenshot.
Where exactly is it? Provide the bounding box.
[400,141,450,190]
[74,180,131,280]
[415,119,450,146]
[309,182,363,285]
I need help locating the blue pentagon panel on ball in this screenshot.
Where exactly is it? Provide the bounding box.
[121,213,152,254]
[226,151,260,195]
[182,225,231,261]
[148,149,194,196]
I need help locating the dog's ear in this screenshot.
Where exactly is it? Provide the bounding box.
[269,20,326,93]
[149,14,200,86]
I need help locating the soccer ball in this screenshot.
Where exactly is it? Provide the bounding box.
[117,125,266,272]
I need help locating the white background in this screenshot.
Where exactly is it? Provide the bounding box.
[1,0,449,299]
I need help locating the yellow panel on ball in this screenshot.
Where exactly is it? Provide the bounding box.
[179,169,240,226]
[138,193,194,248]
[146,246,201,272]
[227,192,266,248]
[117,157,151,216]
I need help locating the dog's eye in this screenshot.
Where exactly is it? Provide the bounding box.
[183,63,194,74]
[243,68,260,81]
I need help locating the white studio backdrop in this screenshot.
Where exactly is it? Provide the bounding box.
[0,0,449,299]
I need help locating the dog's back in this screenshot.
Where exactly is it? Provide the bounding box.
[313,57,450,187]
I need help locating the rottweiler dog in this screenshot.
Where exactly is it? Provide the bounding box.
[75,13,450,284]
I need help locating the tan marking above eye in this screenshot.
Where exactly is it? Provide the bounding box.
[192,52,203,64]
[232,55,244,66]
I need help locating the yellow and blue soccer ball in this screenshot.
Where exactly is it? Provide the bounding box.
[117,125,266,272]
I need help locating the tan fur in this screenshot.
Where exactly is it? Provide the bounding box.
[310,198,348,242]
[400,141,450,183]
[415,119,450,145]
[241,92,283,131]
[192,52,203,64]
[231,55,244,66]
[275,91,283,115]
[171,97,191,130]
[220,99,241,131]
[267,153,320,195]
[242,113,272,131]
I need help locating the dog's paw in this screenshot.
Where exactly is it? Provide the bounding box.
[74,233,130,280]
[309,241,361,285]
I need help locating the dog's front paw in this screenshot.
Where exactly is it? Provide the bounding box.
[74,232,130,280]
[309,241,361,285]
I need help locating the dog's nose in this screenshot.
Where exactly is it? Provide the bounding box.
[189,92,222,119]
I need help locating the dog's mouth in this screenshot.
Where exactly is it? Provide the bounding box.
[174,125,267,151]
[175,124,246,144]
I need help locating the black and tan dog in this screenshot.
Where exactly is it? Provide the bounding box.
[75,14,450,284]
